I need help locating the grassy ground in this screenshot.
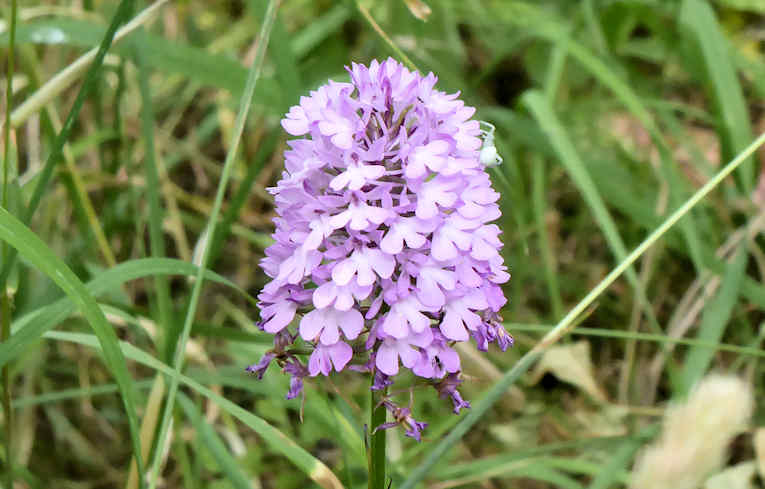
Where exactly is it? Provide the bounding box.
[1,0,765,488]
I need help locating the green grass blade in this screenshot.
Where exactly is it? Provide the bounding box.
[523,90,664,334]
[679,0,754,192]
[291,3,350,59]
[148,1,279,487]
[0,0,136,288]
[587,430,649,489]
[506,323,765,359]
[135,30,174,361]
[531,157,563,319]
[208,135,278,267]
[400,132,765,489]
[42,330,345,489]
[0,258,252,370]
[12,380,155,409]
[0,206,146,485]
[177,394,252,489]
[680,244,748,393]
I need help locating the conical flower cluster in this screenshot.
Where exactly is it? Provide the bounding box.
[249,58,511,439]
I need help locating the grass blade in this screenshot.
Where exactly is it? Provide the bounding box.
[523,90,665,337]
[0,0,139,288]
[0,258,253,370]
[679,0,754,192]
[680,244,748,393]
[8,0,168,129]
[42,330,345,489]
[148,1,281,487]
[178,394,252,489]
[0,206,146,485]
[399,132,765,489]
[135,30,174,362]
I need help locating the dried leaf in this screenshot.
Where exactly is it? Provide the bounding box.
[403,0,432,21]
[529,341,607,402]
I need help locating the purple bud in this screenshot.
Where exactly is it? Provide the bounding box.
[245,352,276,380]
[283,360,309,400]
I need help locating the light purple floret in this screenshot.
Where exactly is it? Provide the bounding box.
[249,58,511,438]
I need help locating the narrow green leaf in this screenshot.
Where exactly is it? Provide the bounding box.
[0,206,145,485]
[178,394,252,489]
[523,90,664,335]
[149,2,280,488]
[680,0,754,192]
[135,30,174,362]
[681,244,748,393]
[0,258,253,370]
[42,330,345,489]
[0,0,137,289]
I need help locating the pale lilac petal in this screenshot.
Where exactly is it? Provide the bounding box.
[313,282,337,309]
[380,228,404,254]
[399,344,420,368]
[440,311,469,341]
[382,310,409,339]
[366,249,395,279]
[332,259,357,286]
[299,309,324,340]
[319,313,340,345]
[339,309,363,340]
[263,301,297,333]
[376,343,400,375]
[328,341,353,371]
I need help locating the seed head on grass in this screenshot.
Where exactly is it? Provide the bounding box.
[630,374,753,489]
[248,58,511,439]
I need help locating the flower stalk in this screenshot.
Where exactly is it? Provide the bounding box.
[368,385,387,489]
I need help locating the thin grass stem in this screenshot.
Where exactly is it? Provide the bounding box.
[146,2,280,488]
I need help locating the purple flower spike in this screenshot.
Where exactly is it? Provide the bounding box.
[250,58,512,441]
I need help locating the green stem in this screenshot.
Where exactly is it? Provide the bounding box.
[2,0,17,486]
[369,384,387,489]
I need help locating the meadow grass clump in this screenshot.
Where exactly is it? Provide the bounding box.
[1,1,765,488]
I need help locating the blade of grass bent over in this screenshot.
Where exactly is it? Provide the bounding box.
[148,1,281,487]
[0,258,251,371]
[399,132,765,489]
[0,206,146,486]
[43,330,345,489]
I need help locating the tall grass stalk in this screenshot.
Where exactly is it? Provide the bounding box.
[1,1,18,486]
[146,1,280,487]
[400,130,765,489]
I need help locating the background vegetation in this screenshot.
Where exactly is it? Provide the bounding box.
[1,0,765,488]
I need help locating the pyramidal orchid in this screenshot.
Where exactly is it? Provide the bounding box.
[249,58,512,443]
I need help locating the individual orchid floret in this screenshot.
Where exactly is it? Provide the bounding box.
[248,58,511,441]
